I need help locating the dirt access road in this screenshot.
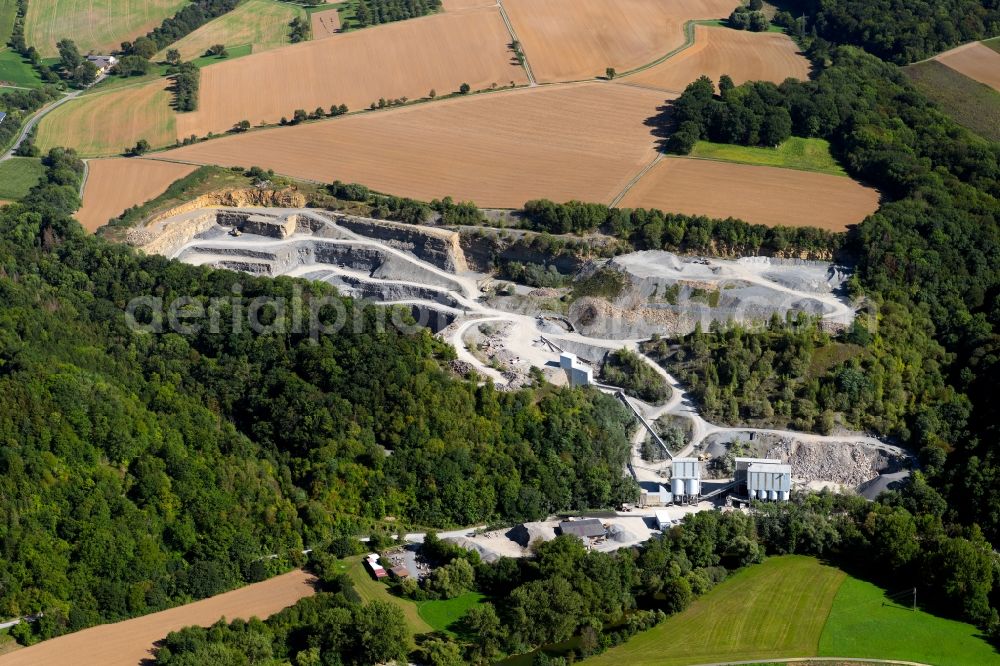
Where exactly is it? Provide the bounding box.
[0,570,317,666]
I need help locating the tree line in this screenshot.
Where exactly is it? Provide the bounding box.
[352,0,442,29]
[153,480,999,664]
[0,150,640,643]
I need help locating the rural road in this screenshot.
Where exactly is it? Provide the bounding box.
[168,214,908,483]
[0,89,82,162]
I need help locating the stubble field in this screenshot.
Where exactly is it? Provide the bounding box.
[503,0,739,82]
[933,41,1000,92]
[155,0,307,61]
[24,0,187,57]
[160,83,668,207]
[35,79,176,156]
[0,570,316,666]
[175,7,526,138]
[76,158,198,232]
[619,157,880,230]
[628,24,811,92]
[311,7,342,39]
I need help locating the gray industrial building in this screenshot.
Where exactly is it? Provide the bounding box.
[559,352,593,387]
[734,457,792,501]
[670,457,701,502]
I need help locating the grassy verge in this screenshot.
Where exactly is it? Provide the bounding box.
[0,48,43,87]
[904,60,1000,142]
[818,575,999,665]
[190,43,254,68]
[688,137,847,176]
[696,18,786,33]
[335,556,432,637]
[0,157,44,199]
[584,556,846,666]
[416,591,486,634]
[983,36,1000,55]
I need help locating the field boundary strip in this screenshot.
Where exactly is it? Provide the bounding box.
[609,153,663,207]
[686,659,933,666]
[675,153,850,177]
[496,0,536,84]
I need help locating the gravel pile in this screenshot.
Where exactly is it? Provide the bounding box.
[765,439,899,487]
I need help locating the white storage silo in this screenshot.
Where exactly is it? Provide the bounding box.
[672,476,684,497]
[768,490,777,500]
[779,490,789,501]
[687,478,700,497]
[757,488,767,500]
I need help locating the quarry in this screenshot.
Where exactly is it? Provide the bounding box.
[132,204,914,536]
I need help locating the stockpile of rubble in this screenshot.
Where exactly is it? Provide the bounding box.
[766,438,902,488]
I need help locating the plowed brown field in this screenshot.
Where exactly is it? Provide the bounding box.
[162,83,668,207]
[176,7,526,138]
[0,570,316,666]
[628,25,811,92]
[311,7,341,38]
[620,157,879,230]
[77,158,197,232]
[934,41,1000,91]
[442,0,497,9]
[504,0,739,82]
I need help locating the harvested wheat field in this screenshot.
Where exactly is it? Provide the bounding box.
[176,7,525,138]
[76,158,197,232]
[442,0,497,9]
[504,0,739,82]
[0,570,316,666]
[36,79,175,157]
[620,157,880,230]
[311,7,342,38]
[163,83,667,207]
[156,0,307,61]
[25,0,186,57]
[934,41,1000,92]
[628,25,811,92]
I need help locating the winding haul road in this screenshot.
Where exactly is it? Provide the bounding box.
[167,211,908,481]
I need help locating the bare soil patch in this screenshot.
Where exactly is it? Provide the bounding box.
[77,158,197,232]
[933,41,1000,92]
[176,7,525,137]
[0,570,316,666]
[503,0,739,82]
[311,7,341,38]
[620,157,879,230]
[628,24,811,92]
[442,0,496,9]
[162,83,667,208]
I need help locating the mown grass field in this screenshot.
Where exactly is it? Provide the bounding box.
[905,59,1000,142]
[818,576,1000,665]
[417,591,486,633]
[689,137,846,175]
[985,36,1000,54]
[24,0,187,57]
[36,79,175,156]
[156,0,305,61]
[336,556,433,636]
[0,48,43,87]
[0,157,45,199]
[0,0,16,46]
[585,556,846,666]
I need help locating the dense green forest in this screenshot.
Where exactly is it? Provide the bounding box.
[0,151,638,642]
[154,486,997,664]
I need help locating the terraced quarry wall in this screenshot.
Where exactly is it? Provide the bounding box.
[175,7,526,137]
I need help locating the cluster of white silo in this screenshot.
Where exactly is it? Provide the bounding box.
[670,457,701,502]
[746,462,791,501]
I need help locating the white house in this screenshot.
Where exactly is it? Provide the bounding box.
[85,55,118,74]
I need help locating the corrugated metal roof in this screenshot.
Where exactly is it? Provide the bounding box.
[559,518,605,538]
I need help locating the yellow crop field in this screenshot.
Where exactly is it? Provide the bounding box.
[36,79,176,157]
[156,0,307,61]
[25,0,186,57]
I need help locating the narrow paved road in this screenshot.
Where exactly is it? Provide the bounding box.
[0,89,83,162]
